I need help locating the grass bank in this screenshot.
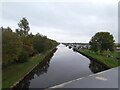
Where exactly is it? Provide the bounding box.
[78,49,120,68]
[2,48,57,88]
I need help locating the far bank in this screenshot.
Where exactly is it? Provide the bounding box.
[75,49,120,68]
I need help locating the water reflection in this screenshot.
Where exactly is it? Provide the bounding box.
[14,48,57,88]
[14,45,108,88]
[71,47,108,73]
[89,60,108,73]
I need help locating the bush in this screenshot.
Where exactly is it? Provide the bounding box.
[2,27,22,65]
[2,18,58,65]
[18,50,29,63]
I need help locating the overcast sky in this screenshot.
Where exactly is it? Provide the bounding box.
[1,0,119,43]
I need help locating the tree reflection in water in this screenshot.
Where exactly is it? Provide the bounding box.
[14,48,57,88]
[89,60,109,73]
[72,49,109,73]
[14,48,109,88]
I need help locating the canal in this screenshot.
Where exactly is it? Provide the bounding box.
[15,44,108,88]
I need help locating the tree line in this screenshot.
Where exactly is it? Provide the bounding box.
[2,18,58,66]
[89,32,115,53]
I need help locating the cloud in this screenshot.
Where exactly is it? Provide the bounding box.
[1,1,118,42]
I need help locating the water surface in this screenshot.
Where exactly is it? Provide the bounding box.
[15,44,107,88]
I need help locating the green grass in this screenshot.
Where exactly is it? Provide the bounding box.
[102,50,120,58]
[2,49,54,88]
[78,49,120,68]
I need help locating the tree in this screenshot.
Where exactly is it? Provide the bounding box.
[16,17,30,36]
[89,32,115,52]
[33,33,58,53]
[2,17,58,65]
[18,49,29,63]
[33,33,46,53]
[22,33,34,57]
[2,27,22,65]
[16,18,33,62]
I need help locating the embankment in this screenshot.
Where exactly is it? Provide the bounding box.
[75,49,111,69]
[3,48,57,88]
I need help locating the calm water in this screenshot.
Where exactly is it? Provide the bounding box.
[15,44,107,88]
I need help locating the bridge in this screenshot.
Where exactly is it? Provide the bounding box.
[48,67,119,89]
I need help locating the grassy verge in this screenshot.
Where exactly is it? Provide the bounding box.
[78,49,120,68]
[2,49,56,88]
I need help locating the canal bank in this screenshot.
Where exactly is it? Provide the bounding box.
[75,49,120,68]
[3,47,57,88]
[75,49,111,69]
[14,44,108,88]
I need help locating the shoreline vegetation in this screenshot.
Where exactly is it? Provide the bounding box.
[2,17,58,88]
[3,47,58,88]
[77,49,120,68]
[2,18,58,66]
[2,17,120,89]
[69,32,120,68]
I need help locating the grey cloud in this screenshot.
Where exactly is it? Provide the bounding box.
[1,2,118,42]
